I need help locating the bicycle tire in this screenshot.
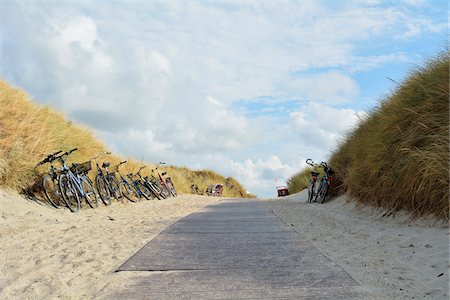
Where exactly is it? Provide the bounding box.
[136,182,152,200]
[166,179,177,197]
[160,186,170,199]
[96,174,111,205]
[59,174,80,212]
[145,181,162,200]
[307,180,315,203]
[318,183,329,204]
[43,174,63,208]
[81,175,97,208]
[131,182,145,201]
[108,175,122,200]
[119,181,137,203]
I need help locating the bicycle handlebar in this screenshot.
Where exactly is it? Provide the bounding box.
[51,150,63,157]
[136,166,146,175]
[36,150,64,166]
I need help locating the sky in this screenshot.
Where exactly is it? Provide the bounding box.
[0,0,447,197]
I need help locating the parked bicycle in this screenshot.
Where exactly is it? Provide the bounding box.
[113,160,140,202]
[306,159,322,204]
[314,162,334,204]
[58,148,97,212]
[135,166,163,200]
[190,184,202,195]
[125,169,153,200]
[93,152,120,206]
[152,162,177,197]
[36,150,65,208]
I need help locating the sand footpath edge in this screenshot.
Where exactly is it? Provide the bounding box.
[268,190,449,300]
[0,188,220,299]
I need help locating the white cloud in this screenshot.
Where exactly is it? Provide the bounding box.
[289,102,366,150]
[284,71,359,104]
[202,154,298,197]
[0,1,444,197]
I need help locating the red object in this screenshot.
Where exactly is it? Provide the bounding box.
[276,186,289,197]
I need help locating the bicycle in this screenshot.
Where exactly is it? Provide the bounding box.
[190,184,202,195]
[314,162,334,204]
[57,148,97,212]
[113,160,139,202]
[152,162,176,197]
[305,159,322,204]
[36,150,65,208]
[93,152,121,205]
[135,166,163,200]
[125,170,153,200]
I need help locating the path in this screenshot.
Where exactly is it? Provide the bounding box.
[101,199,361,299]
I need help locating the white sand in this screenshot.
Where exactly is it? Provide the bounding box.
[268,190,449,299]
[0,189,220,299]
[2,188,448,299]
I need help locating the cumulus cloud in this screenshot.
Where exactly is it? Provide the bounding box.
[0,1,445,196]
[289,102,366,151]
[285,71,359,104]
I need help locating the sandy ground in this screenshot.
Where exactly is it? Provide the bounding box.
[0,189,220,299]
[1,188,448,299]
[268,190,449,300]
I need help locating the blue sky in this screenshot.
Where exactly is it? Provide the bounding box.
[0,0,447,197]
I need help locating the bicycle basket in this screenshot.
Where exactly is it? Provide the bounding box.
[71,161,92,174]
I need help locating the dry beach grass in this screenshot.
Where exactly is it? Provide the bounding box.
[287,51,449,220]
[0,80,251,198]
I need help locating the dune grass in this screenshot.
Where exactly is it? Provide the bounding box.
[287,51,448,220]
[0,80,252,199]
[329,52,449,220]
[287,167,325,194]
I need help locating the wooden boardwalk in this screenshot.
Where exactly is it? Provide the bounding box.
[102,200,361,299]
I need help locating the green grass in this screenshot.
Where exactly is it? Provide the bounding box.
[0,80,253,199]
[288,51,449,220]
[287,167,324,194]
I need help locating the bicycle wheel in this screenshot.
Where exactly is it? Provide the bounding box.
[43,174,64,208]
[96,174,111,206]
[59,174,80,212]
[146,181,162,200]
[119,181,137,203]
[136,182,152,200]
[307,180,315,203]
[160,186,170,199]
[317,183,329,204]
[81,176,97,208]
[108,175,122,200]
[166,179,177,197]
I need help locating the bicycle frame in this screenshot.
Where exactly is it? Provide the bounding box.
[59,156,89,197]
[306,159,323,203]
[152,162,170,189]
[93,153,109,185]
[126,173,147,197]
